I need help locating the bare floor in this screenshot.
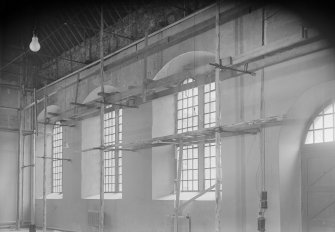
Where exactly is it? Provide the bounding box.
[0,229,61,232]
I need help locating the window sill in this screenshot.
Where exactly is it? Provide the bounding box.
[156,191,215,201]
[84,193,122,200]
[37,193,63,199]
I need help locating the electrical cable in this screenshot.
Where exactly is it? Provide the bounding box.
[257,7,267,232]
[264,9,281,21]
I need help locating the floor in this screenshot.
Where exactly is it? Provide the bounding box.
[0,229,61,232]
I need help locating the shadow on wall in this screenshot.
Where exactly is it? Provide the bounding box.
[36,105,61,199]
[278,79,335,232]
[81,85,119,199]
[152,51,215,199]
[37,105,61,123]
[153,51,215,81]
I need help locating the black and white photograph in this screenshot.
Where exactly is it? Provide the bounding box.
[0,0,335,231]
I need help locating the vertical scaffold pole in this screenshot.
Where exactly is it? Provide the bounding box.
[16,76,22,230]
[98,5,105,232]
[42,89,48,232]
[142,29,149,103]
[174,142,183,232]
[21,94,26,226]
[260,7,266,193]
[215,1,222,232]
[30,88,37,231]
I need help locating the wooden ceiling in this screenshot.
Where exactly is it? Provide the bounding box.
[0,0,213,87]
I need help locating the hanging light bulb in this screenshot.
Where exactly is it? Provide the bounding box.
[29,34,41,52]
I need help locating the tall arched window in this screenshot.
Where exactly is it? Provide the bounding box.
[104,106,123,193]
[176,78,216,192]
[52,121,63,193]
[305,103,335,144]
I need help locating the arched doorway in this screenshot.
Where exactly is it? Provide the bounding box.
[278,80,335,231]
[301,102,335,231]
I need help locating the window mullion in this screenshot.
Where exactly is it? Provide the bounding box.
[323,113,325,143]
[60,127,63,193]
[174,93,178,134]
[52,131,54,193]
[198,85,205,191]
[198,85,205,130]
[115,107,120,193]
[198,142,205,191]
[51,123,62,193]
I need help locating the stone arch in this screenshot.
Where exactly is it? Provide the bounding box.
[153,51,215,81]
[37,105,61,123]
[82,85,119,104]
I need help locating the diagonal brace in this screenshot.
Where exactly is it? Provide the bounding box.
[210,61,256,76]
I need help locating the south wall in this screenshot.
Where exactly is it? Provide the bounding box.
[30,3,335,232]
[0,86,31,227]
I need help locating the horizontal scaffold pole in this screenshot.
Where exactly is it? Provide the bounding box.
[82,115,284,152]
[37,156,72,162]
[28,35,327,126]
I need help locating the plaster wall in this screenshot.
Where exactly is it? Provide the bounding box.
[27,4,335,232]
[0,87,31,226]
[0,130,19,226]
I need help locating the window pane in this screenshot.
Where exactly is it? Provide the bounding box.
[314,130,323,143]
[324,128,334,142]
[205,158,210,168]
[314,116,323,129]
[324,104,333,114]
[204,82,216,128]
[305,131,314,144]
[305,103,335,144]
[178,145,199,192]
[324,114,333,128]
[177,79,199,134]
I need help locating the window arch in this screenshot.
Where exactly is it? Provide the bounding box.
[305,102,335,144]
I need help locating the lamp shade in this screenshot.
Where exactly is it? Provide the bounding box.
[29,34,40,52]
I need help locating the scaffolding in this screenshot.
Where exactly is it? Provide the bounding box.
[4,2,329,232]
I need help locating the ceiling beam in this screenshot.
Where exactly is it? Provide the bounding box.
[56,13,82,46]
[103,6,116,25]
[121,3,132,15]
[55,19,77,49]
[44,23,69,52]
[38,31,58,56]
[64,23,82,46]
[39,27,63,55]
[79,7,100,36]
[70,8,91,38]
[86,6,101,29]
[64,14,86,42]
[94,6,109,28]
[105,6,118,25]
[112,6,124,23]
